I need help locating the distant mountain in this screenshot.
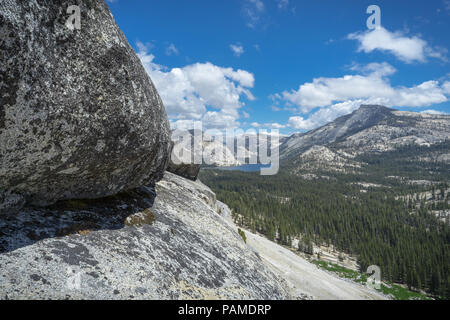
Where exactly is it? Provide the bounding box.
[171,106,450,170]
[171,130,241,167]
[171,130,285,167]
[280,105,450,172]
[281,105,393,158]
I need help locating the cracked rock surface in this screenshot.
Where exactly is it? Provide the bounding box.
[0,172,290,300]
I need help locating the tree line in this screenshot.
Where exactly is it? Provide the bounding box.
[200,167,450,299]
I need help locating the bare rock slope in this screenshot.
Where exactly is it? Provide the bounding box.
[0,172,290,300]
[242,228,386,300]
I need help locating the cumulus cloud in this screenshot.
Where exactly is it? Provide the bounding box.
[278,62,448,114]
[287,82,449,130]
[288,100,365,130]
[230,44,245,57]
[277,62,450,130]
[348,27,446,63]
[136,42,255,129]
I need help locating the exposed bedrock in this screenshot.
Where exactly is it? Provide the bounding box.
[0,173,290,300]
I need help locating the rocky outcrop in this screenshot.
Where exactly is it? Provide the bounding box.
[165,135,201,181]
[292,145,362,173]
[167,160,201,181]
[0,172,290,300]
[0,0,170,213]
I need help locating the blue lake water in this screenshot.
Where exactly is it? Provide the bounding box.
[216,164,272,172]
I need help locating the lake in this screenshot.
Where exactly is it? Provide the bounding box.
[215,164,272,172]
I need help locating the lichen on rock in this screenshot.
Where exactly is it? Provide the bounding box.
[0,0,171,212]
[0,172,291,300]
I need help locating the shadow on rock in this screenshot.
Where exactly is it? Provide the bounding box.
[0,186,157,254]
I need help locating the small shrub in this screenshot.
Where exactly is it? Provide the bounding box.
[238,228,247,244]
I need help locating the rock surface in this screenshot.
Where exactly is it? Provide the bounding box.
[0,172,290,300]
[166,160,201,181]
[0,0,170,212]
[239,227,387,300]
[167,137,201,181]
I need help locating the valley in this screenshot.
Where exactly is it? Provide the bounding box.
[200,105,450,299]
[1,0,449,304]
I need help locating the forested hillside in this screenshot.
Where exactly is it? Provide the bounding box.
[200,142,450,299]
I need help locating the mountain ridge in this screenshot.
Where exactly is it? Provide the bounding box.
[280,105,450,163]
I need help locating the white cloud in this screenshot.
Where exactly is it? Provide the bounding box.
[251,122,286,129]
[165,43,179,56]
[278,62,448,114]
[287,82,450,130]
[390,80,448,107]
[288,100,365,130]
[278,62,450,130]
[230,44,245,57]
[277,0,289,10]
[249,0,264,11]
[136,42,255,129]
[348,27,446,63]
[243,0,265,28]
[421,109,449,115]
[442,81,450,94]
[267,122,286,129]
[349,61,396,77]
[288,116,308,130]
[271,105,281,111]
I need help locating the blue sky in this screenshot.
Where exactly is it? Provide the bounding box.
[106,0,450,134]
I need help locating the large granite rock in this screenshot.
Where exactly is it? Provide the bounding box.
[167,148,201,181]
[0,0,170,212]
[166,132,201,181]
[0,172,290,299]
[167,161,201,181]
